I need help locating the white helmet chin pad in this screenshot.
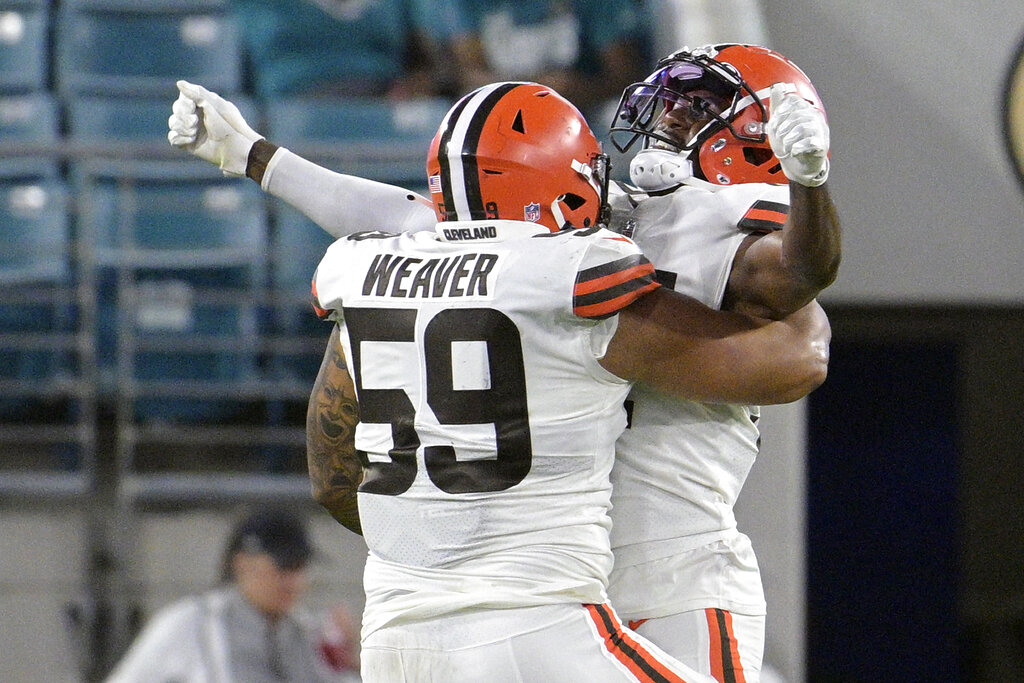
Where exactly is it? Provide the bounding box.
[628,149,694,191]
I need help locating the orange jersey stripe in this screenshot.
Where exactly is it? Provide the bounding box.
[585,604,696,683]
[574,280,659,318]
[738,200,788,232]
[574,261,656,296]
[310,277,328,318]
[743,207,786,223]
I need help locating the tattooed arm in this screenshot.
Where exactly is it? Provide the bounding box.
[306,325,363,535]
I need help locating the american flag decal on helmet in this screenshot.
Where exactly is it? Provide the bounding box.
[573,253,660,319]
[738,200,789,231]
[428,175,442,194]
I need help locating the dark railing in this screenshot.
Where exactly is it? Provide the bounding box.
[0,138,428,502]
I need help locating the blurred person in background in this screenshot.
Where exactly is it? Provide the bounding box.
[105,507,360,682]
[447,0,650,115]
[230,0,467,99]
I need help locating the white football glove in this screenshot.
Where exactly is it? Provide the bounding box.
[765,82,830,187]
[167,80,263,177]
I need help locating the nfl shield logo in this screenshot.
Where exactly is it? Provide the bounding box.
[524,202,541,222]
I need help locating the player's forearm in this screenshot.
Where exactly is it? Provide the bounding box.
[740,300,831,404]
[607,289,829,404]
[256,146,436,238]
[678,301,830,405]
[306,328,363,535]
[782,181,841,292]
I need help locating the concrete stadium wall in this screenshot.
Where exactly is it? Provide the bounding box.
[0,508,366,682]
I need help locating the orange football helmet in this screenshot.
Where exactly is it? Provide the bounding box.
[610,44,825,186]
[427,81,609,231]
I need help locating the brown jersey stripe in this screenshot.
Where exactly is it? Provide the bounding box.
[738,200,788,232]
[705,608,747,683]
[585,604,697,683]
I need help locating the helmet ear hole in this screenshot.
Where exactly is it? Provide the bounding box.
[743,147,774,167]
[560,193,586,211]
[512,110,526,134]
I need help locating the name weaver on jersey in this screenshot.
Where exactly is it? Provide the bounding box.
[359,249,499,299]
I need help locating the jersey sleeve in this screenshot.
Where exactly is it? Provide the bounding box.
[309,236,358,323]
[718,183,791,233]
[310,266,330,321]
[572,230,660,319]
[262,149,436,238]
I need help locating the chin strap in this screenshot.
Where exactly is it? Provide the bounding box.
[551,196,566,230]
[629,149,694,191]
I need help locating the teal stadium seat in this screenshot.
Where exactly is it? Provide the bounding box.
[271,202,334,310]
[0,176,70,287]
[74,160,269,424]
[265,200,334,384]
[0,0,49,92]
[265,96,450,187]
[54,0,242,97]
[0,91,60,177]
[0,176,82,453]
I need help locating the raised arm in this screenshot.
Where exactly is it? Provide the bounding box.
[306,325,363,535]
[168,80,435,238]
[602,287,830,405]
[257,147,435,237]
[724,84,841,319]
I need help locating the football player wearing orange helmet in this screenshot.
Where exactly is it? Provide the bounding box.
[602,46,838,683]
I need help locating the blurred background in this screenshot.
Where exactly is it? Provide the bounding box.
[0,0,1022,681]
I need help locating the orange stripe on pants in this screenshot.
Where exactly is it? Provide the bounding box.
[585,603,696,683]
[705,608,746,683]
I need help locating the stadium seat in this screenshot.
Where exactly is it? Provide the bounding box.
[75,159,267,268]
[0,0,49,93]
[266,199,334,385]
[0,175,72,422]
[0,176,84,460]
[265,96,450,186]
[271,201,334,310]
[0,177,70,285]
[54,0,242,97]
[0,91,60,177]
[0,91,59,141]
[74,159,269,423]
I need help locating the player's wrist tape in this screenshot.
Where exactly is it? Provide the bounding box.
[246,139,278,184]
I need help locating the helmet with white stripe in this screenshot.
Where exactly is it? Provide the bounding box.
[427,81,610,232]
[610,44,825,188]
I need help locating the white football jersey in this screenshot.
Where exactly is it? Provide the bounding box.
[606,180,791,619]
[312,220,660,637]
